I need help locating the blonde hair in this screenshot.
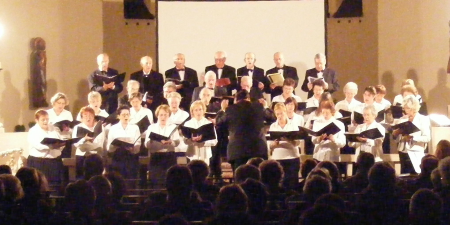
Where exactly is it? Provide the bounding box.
[190,100,206,117]
[34,109,48,120]
[166,92,182,100]
[87,91,102,102]
[273,103,287,113]
[128,92,143,101]
[50,92,69,106]
[155,104,171,117]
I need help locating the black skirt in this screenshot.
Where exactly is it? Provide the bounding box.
[27,156,63,183]
[148,152,177,186]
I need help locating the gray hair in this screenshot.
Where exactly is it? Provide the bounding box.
[363,105,377,117]
[127,79,139,87]
[240,76,252,84]
[163,81,176,90]
[402,95,421,113]
[199,87,212,99]
[204,71,217,80]
[343,82,358,92]
[87,91,101,102]
[314,53,326,61]
[50,92,69,105]
[214,51,227,59]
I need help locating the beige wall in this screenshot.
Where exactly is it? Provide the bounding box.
[327,0,379,101]
[378,0,450,114]
[103,0,157,86]
[0,0,103,132]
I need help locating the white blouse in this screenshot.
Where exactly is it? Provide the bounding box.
[351,102,386,125]
[107,123,141,154]
[393,94,423,106]
[46,108,74,138]
[144,123,180,153]
[394,114,430,152]
[28,125,63,158]
[288,113,305,127]
[183,117,218,163]
[304,112,343,129]
[377,98,392,110]
[335,98,362,112]
[268,120,300,160]
[130,107,154,125]
[169,109,190,125]
[305,96,320,108]
[348,121,385,161]
[272,94,302,103]
[312,117,346,161]
[72,123,106,156]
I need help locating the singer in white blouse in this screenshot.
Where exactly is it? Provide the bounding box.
[76,91,109,121]
[167,92,190,125]
[285,97,305,127]
[312,100,346,162]
[72,107,106,178]
[144,104,180,186]
[129,92,154,128]
[107,106,141,178]
[305,92,342,129]
[335,82,361,112]
[269,103,301,190]
[349,105,385,162]
[374,84,392,109]
[46,92,73,137]
[27,109,66,183]
[183,101,218,164]
[305,79,326,109]
[393,95,430,174]
[350,86,385,130]
[272,78,302,103]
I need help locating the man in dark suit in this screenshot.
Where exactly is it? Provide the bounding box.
[301,53,340,98]
[165,53,199,110]
[237,52,266,91]
[205,51,237,95]
[88,53,124,114]
[130,56,164,113]
[266,52,299,100]
[217,90,269,171]
[192,71,227,103]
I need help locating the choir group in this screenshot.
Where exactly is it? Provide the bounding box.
[26,51,430,186]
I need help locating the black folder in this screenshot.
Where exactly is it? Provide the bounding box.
[95,72,125,84]
[390,105,404,119]
[76,122,103,139]
[210,96,235,105]
[339,109,352,118]
[392,121,420,135]
[297,102,307,111]
[110,137,140,149]
[353,111,364,124]
[135,116,151,134]
[53,120,81,131]
[303,107,318,115]
[148,127,177,142]
[375,109,385,122]
[205,112,217,119]
[180,123,216,142]
[95,113,119,125]
[299,122,341,136]
[267,130,309,141]
[337,117,351,127]
[40,137,82,146]
[345,128,384,142]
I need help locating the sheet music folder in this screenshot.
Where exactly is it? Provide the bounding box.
[299,122,341,136]
[180,123,216,142]
[76,122,102,139]
[345,128,384,142]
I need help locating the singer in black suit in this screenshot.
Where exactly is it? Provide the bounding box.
[88,53,123,114]
[266,53,299,100]
[165,53,199,110]
[216,90,269,171]
[205,51,237,95]
[191,71,227,103]
[237,52,267,91]
[301,53,340,98]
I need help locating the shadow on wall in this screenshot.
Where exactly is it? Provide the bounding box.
[22,79,36,131]
[406,69,426,103]
[381,70,396,101]
[290,61,308,98]
[72,79,90,116]
[428,68,450,115]
[0,71,21,132]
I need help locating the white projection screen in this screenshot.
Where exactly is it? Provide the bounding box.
[158,0,325,99]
